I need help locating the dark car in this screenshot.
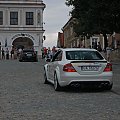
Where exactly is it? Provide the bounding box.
[19,49,38,62]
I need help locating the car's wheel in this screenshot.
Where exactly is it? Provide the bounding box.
[44,69,49,84]
[106,84,113,90]
[19,59,22,62]
[54,73,61,91]
[36,59,38,62]
[34,58,38,62]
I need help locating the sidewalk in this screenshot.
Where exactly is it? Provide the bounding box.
[101,49,120,64]
[111,50,120,64]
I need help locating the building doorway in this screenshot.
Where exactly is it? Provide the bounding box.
[12,37,34,50]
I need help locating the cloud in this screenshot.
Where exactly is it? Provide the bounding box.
[43,33,58,48]
[43,0,72,48]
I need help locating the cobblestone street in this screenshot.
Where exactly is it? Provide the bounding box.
[0,59,120,120]
[0,60,45,119]
[0,0,120,119]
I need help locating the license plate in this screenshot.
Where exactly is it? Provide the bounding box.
[81,66,99,71]
[27,54,32,57]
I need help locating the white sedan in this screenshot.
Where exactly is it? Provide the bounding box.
[44,48,113,91]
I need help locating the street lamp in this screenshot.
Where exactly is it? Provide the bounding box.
[42,35,46,43]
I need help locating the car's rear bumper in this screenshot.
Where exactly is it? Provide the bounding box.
[20,57,37,61]
[68,81,113,88]
[59,72,113,87]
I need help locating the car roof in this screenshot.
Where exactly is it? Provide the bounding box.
[59,48,97,52]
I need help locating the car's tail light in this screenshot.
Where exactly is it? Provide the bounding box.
[63,63,76,72]
[103,63,112,72]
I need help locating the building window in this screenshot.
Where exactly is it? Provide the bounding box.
[0,11,3,25]
[10,12,18,25]
[26,12,34,25]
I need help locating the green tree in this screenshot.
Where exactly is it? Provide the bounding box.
[66,0,120,48]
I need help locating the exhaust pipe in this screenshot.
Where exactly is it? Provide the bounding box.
[71,83,80,88]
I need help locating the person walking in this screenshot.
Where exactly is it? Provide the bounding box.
[1,48,5,59]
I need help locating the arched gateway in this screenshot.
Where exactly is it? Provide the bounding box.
[12,37,34,50]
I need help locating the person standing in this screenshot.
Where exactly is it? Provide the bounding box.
[47,47,52,59]
[14,48,17,59]
[17,48,22,58]
[106,45,112,62]
[52,46,56,56]
[6,48,9,60]
[93,41,97,50]
[44,47,48,58]
[97,42,102,52]
[1,48,5,59]
[10,48,14,59]
[41,47,44,59]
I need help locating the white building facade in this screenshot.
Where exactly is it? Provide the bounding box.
[0,0,45,55]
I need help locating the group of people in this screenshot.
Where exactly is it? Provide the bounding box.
[93,42,112,61]
[42,43,112,62]
[1,44,112,62]
[41,46,57,60]
[93,41,102,52]
[1,47,22,60]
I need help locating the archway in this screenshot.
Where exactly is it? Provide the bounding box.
[12,37,34,50]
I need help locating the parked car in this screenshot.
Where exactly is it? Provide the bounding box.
[44,48,113,91]
[19,49,38,62]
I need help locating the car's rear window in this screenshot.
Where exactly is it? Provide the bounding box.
[23,50,34,53]
[66,51,104,60]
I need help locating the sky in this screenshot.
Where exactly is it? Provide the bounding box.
[43,0,72,48]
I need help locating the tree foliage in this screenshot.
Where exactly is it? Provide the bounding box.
[65,0,120,36]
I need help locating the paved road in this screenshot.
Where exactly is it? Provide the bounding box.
[0,59,120,120]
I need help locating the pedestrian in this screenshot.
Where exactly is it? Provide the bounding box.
[1,48,5,59]
[93,41,97,50]
[89,45,92,49]
[52,46,56,56]
[97,42,102,52]
[6,48,9,59]
[44,47,47,58]
[47,47,52,60]
[81,44,84,48]
[17,48,22,58]
[14,48,17,59]
[10,48,14,59]
[41,47,44,59]
[106,45,112,62]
